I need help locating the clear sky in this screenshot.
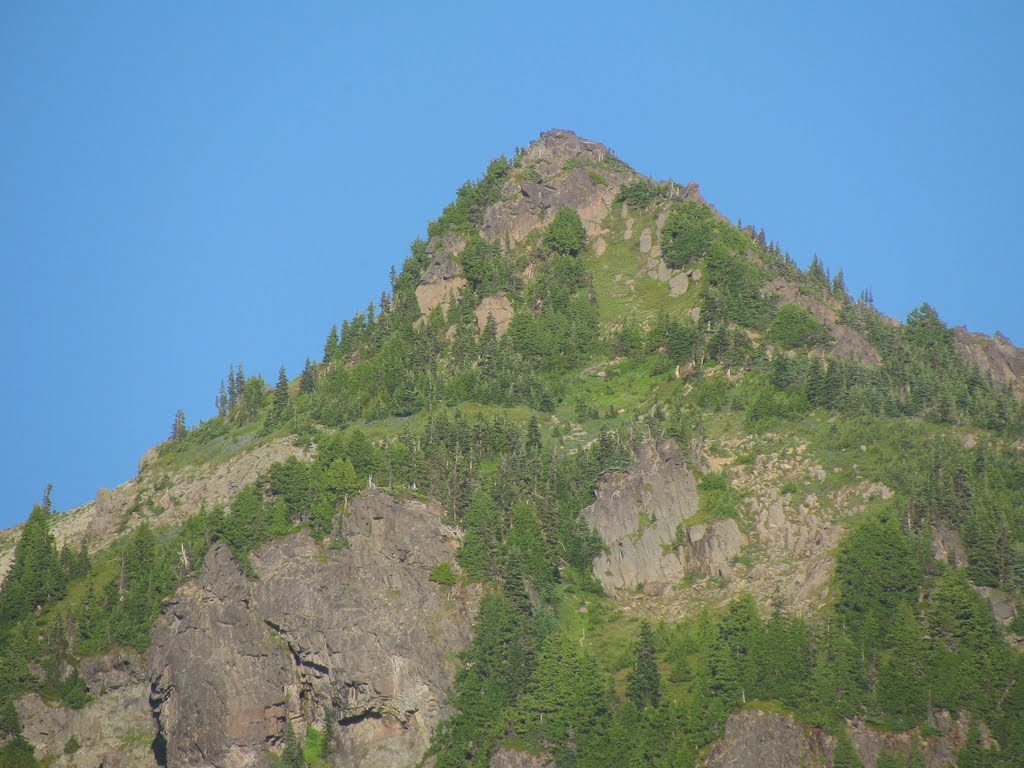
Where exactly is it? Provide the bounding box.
[1,2,1022,529]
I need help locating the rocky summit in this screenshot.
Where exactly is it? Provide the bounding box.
[2,130,1023,768]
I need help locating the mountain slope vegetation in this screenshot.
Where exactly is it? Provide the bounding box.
[1,130,1023,768]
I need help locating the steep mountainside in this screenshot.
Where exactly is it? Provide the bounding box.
[2,130,1023,768]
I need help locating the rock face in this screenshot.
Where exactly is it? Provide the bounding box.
[148,490,477,768]
[704,708,972,768]
[482,130,633,245]
[953,327,1024,392]
[766,278,882,366]
[704,709,831,768]
[17,653,155,768]
[489,747,556,768]
[0,437,309,584]
[475,292,515,336]
[415,235,469,318]
[582,441,744,593]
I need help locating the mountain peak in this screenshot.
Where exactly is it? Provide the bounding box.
[521,129,616,164]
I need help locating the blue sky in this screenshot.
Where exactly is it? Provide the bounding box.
[1,2,1022,528]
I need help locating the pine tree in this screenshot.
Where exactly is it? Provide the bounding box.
[227,363,237,410]
[170,409,186,440]
[808,254,828,288]
[833,728,865,768]
[807,356,828,407]
[282,719,305,767]
[216,380,228,418]
[235,363,246,404]
[0,505,67,624]
[269,366,290,425]
[526,415,541,452]
[299,359,315,394]
[543,206,588,257]
[321,708,335,757]
[627,621,662,709]
[832,269,848,298]
[323,324,340,362]
[875,604,926,725]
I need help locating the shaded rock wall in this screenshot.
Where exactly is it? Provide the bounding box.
[144,490,476,768]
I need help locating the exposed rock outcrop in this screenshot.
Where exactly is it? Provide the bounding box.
[932,523,968,567]
[17,653,155,768]
[766,278,882,366]
[489,748,556,768]
[475,293,515,336]
[686,518,744,580]
[953,327,1024,392]
[704,709,831,768]
[148,490,478,768]
[583,441,696,592]
[0,437,309,584]
[482,130,633,245]
[704,708,974,768]
[415,235,469,318]
[582,441,744,593]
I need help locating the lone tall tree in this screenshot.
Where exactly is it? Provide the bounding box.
[627,620,661,709]
[269,366,290,425]
[170,409,186,441]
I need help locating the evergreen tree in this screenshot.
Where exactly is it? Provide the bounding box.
[235,360,245,399]
[0,505,66,625]
[323,324,340,362]
[627,621,661,709]
[216,379,228,417]
[299,359,315,394]
[282,719,305,767]
[321,708,335,757]
[269,366,290,426]
[875,604,926,725]
[543,206,588,257]
[227,363,237,410]
[662,201,717,269]
[807,356,828,407]
[807,254,828,288]
[526,415,541,452]
[170,409,186,440]
[833,729,865,768]
[832,269,848,298]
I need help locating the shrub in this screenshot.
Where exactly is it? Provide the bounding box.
[429,562,459,585]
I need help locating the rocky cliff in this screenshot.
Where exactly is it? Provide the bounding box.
[703,707,974,768]
[17,490,478,768]
[582,440,743,594]
[0,436,309,584]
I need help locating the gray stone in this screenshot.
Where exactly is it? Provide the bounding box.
[148,490,478,768]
